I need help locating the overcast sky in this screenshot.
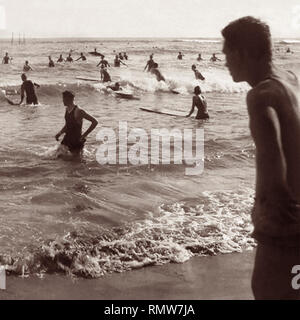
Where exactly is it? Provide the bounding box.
[0,0,299,38]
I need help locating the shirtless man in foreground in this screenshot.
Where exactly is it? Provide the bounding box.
[222,16,300,300]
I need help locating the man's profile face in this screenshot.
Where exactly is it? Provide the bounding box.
[223,41,244,82]
[63,96,72,106]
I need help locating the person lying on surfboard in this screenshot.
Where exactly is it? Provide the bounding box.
[76,53,87,61]
[107,82,122,92]
[186,86,209,120]
[150,63,166,82]
[192,65,205,81]
[19,74,40,105]
[55,91,98,156]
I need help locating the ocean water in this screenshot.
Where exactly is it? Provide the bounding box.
[0,38,299,278]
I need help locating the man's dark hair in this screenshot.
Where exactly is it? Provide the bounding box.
[62,90,75,100]
[222,16,272,61]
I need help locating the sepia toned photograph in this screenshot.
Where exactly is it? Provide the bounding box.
[0,0,300,303]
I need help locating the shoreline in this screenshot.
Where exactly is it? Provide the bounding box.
[0,251,255,300]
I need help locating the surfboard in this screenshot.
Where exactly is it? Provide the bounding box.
[5,97,18,105]
[76,76,100,82]
[89,52,104,57]
[140,107,188,117]
[1,90,19,105]
[114,91,133,98]
[114,91,140,100]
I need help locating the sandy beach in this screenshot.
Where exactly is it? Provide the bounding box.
[0,251,255,300]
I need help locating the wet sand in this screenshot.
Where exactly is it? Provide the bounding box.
[0,251,255,300]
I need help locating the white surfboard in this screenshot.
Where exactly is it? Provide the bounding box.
[140,107,188,117]
[76,76,100,82]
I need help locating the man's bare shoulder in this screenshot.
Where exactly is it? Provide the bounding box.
[247,80,283,114]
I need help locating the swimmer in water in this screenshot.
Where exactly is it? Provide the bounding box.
[177,52,184,60]
[55,91,98,156]
[197,53,203,62]
[19,73,40,105]
[48,56,55,67]
[186,86,209,120]
[66,54,73,62]
[210,53,221,62]
[57,54,65,63]
[23,61,33,72]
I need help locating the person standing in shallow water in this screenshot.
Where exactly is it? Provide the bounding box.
[222,16,300,300]
[186,86,209,120]
[2,52,12,64]
[19,73,40,105]
[48,56,55,67]
[55,91,98,156]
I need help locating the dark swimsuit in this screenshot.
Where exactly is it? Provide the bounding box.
[3,56,9,64]
[194,95,209,120]
[22,80,38,105]
[101,70,111,82]
[61,106,84,154]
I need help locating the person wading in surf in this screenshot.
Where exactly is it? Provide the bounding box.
[19,74,40,105]
[222,16,300,300]
[55,91,98,155]
[186,86,209,120]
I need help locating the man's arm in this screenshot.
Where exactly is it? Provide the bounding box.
[19,85,25,105]
[55,125,67,141]
[33,83,40,88]
[248,90,288,195]
[186,97,196,117]
[80,110,98,140]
